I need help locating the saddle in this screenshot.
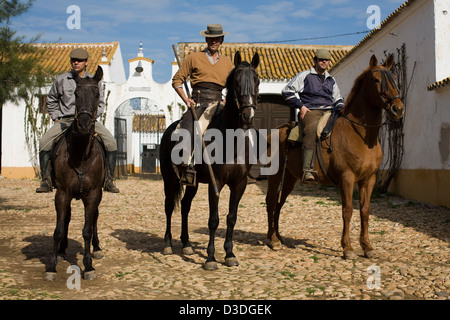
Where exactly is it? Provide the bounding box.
[172,100,224,186]
[286,110,339,185]
[287,111,332,144]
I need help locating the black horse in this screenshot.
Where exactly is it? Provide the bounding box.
[160,51,260,270]
[44,67,105,281]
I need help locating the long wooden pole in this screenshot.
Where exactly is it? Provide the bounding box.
[172,44,220,198]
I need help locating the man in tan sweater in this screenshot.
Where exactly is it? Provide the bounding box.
[172,24,234,185]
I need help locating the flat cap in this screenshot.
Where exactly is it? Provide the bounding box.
[70,48,89,60]
[315,49,331,60]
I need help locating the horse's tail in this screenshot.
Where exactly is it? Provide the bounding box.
[160,120,184,208]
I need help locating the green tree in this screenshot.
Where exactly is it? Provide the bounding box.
[0,0,53,173]
[0,0,49,107]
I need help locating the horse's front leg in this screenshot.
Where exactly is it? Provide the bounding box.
[204,183,222,271]
[82,192,101,280]
[223,179,247,267]
[358,175,377,258]
[91,207,103,259]
[340,174,357,260]
[44,190,71,281]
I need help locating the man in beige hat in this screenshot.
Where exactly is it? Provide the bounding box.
[172,24,233,185]
[36,48,120,193]
[282,49,344,182]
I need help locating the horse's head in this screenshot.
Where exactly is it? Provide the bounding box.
[368,54,404,120]
[229,51,260,128]
[72,66,103,136]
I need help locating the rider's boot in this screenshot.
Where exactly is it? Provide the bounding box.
[104,151,120,193]
[36,151,53,193]
[302,149,316,182]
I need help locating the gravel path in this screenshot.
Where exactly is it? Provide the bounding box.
[0,177,448,300]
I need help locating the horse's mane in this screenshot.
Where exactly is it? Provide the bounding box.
[343,67,371,112]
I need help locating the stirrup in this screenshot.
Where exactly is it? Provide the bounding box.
[180,167,197,187]
[104,179,120,193]
[302,170,318,184]
[36,180,53,193]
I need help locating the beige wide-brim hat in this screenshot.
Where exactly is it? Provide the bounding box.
[200,24,229,37]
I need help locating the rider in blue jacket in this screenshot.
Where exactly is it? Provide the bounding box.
[282,49,344,181]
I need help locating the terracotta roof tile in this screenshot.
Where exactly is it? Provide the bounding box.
[177,43,352,80]
[32,42,119,76]
[427,77,450,91]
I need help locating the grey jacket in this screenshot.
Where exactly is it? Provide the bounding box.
[46,70,105,121]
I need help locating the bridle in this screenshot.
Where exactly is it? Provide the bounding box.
[371,68,401,108]
[232,65,258,122]
[342,68,402,128]
[74,84,98,125]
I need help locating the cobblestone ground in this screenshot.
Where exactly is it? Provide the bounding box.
[0,177,448,300]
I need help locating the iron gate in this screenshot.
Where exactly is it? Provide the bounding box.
[114,118,127,178]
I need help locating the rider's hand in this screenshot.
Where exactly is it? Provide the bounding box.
[186,99,196,109]
[299,106,310,119]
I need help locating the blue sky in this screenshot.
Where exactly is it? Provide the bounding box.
[12,0,405,83]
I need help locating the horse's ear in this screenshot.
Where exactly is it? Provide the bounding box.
[369,54,378,68]
[251,52,259,69]
[94,66,103,83]
[234,51,242,67]
[383,54,394,69]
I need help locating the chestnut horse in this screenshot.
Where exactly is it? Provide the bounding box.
[160,52,260,270]
[44,67,105,281]
[266,54,404,259]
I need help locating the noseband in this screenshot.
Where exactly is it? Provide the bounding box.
[371,68,401,107]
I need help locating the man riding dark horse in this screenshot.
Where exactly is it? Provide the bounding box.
[36,48,119,194]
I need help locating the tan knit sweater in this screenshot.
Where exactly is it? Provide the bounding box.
[172,51,233,89]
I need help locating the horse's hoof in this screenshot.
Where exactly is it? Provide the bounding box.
[204,261,218,271]
[343,250,357,260]
[44,272,57,282]
[364,250,378,259]
[225,257,239,267]
[163,246,173,255]
[84,270,96,280]
[270,241,282,251]
[182,246,194,255]
[93,250,104,259]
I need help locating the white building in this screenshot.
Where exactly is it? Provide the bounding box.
[331,0,450,207]
[1,41,351,179]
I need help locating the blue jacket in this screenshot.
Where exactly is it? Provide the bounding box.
[282,67,344,110]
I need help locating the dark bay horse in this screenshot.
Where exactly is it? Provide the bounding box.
[266,54,404,259]
[44,67,105,281]
[160,51,260,270]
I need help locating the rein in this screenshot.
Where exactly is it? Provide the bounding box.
[72,96,99,195]
[341,113,386,128]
